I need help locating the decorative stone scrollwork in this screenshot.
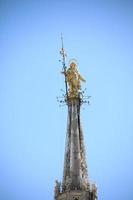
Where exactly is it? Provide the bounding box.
[65,176,71,191]
[73,196,80,200]
[81,180,90,191]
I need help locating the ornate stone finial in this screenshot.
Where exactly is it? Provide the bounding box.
[54,180,61,198]
[65,60,85,98]
[92,183,98,200]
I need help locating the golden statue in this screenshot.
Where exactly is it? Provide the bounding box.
[64,61,85,97]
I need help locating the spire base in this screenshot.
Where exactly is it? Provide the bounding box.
[54,186,97,200]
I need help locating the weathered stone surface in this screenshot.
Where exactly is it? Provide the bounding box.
[55,97,97,200]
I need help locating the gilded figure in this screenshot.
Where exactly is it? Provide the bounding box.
[64,62,85,97]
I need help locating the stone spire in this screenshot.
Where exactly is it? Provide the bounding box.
[54,39,98,200]
[62,95,89,191]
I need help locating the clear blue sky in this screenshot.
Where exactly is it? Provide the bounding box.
[0,0,133,200]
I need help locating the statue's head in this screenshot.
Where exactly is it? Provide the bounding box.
[70,62,76,68]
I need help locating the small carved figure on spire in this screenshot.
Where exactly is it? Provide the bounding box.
[64,61,85,97]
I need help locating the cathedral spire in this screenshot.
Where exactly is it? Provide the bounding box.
[54,38,98,200]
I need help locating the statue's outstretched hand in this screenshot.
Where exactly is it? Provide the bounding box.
[80,75,86,82]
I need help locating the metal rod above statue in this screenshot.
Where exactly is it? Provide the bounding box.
[60,34,86,99]
[60,33,68,97]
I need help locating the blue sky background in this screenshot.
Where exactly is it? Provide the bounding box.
[0,0,133,200]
